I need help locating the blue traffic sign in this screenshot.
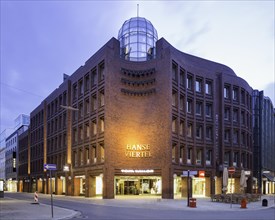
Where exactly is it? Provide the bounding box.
[44,164,57,170]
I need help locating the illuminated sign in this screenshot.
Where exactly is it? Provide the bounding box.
[121,169,154,173]
[199,171,205,177]
[125,144,151,158]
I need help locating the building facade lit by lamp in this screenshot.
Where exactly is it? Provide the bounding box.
[20,15,275,199]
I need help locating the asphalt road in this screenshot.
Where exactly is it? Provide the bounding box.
[5,192,275,220]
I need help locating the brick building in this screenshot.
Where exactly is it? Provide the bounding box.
[25,17,254,199]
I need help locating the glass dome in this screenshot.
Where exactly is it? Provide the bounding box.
[118,17,158,61]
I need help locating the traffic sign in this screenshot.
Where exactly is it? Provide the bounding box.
[228,167,235,174]
[182,170,198,177]
[44,164,57,170]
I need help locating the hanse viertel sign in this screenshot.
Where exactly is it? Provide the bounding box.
[125,144,151,158]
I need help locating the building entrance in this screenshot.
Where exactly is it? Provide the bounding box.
[115,176,161,196]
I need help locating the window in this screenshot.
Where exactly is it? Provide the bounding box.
[187,148,192,164]
[233,152,238,167]
[233,109,238,122]
[241,111,245,125]
[92,95,97,111]
[195,79,202,92]
[92,69,97,86]
[233,129,238,144]
[85,98,90,115]
[99,62,105,81]
[224,129,230,142]
[73,128,77,143]
[84,73,90,92]
[224,107,230,120]
[73,151,78,167]
[172,116,177,133]
[187,74,193,90]
[179,95,184,111]
[187,99,192,113]
[79,126,83,141]
[172,90,177,107]
[180,69,185,86]
[172,143,176,162]
[196,149,202,165]
[79,80,84,96]
[179,120,184,136]
[206,150,212,165]
[73,84,77,100]
[92,145,97,163]
[187,123,193,137]
[85,147,90,164]
[206,126,213,140]
[224,86,230,99]
[100,143,104,162]
[100,117,104,132]
[80,149,83,165]
[241,90,245,104]
[205,103,212,118]
[79,103,83,119]
[224,151,230,166]
[241,132,245,145]
[196,102,202,115]
[205,81,212,95]
[99,90,105,107]
[232,87,238,101]
[180,145,184,164]
[196,124,202,139]
[92,120,97,135]
[85,123,90,139]
[172,62,178,82]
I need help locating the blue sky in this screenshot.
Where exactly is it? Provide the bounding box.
[1,0,274,132]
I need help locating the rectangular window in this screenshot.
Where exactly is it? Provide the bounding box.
[79,126,83,141]
[92,95,97,111]
[233,129,238,144]
[172,143,176,162]
[187,99,192,113]
[224,107,230,120]
[195,79,202,92]
[196,102,202,115]
[205,103,212,118]
[179,120,184,136]
[224,86,230,99]
[84,73,90,92]
[73,84,77,100]
[73,128,77,143]
[172,116,177,133]
[224,151,230,166]
[99,62,105,82]
[241,90,245,104]
[100,117,104,132]
[79,102,83,119]
[100,143,104,162]
[206,126,213,140]
[187,74,193,90]
[224,129,230,142]
[205,81,212,95]
[172,62,178,82]
[100,90,105,107]
[187,123,193,137]
[187,148,192,164]
[172,90,177,107]
[196,124,202,139]
[233,87,238,101]
[85,147,90,164]
[233,109,238,122]
[206,150,212,165]
[92,120,97,135]
[85,123,90,139]
[196,149,202,165]
[233,152,238,167]
[92,145,97,163]
[79,80,84,96]
[180,69,185,86]
[179,94,184,111]
[85,98,90,115]
[92,69,97,86]
[180,145,184,164]
[241,132,245,145]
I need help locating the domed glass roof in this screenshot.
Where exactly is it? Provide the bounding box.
[118,17,158,61]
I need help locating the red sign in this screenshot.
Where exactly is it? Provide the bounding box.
[199,171,205,177]
[228,167,235,174]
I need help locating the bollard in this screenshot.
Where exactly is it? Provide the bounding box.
[189,198,197,208]
[34,191,39,203]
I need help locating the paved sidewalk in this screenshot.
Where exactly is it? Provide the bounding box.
[0,197,77,220]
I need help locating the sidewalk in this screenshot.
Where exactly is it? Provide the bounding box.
[0,197,77,220]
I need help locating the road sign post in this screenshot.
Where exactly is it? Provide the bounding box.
[44,164,56,218]
[228,167,235,208]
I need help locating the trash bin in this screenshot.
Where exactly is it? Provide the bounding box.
[189,198,197,208]
[262,199,268,207]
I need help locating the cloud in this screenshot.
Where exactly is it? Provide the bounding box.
[263,82,275,106]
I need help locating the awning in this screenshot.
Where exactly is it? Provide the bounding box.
[262,173,275,182]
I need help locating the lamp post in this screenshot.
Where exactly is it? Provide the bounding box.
[60,105,79,196]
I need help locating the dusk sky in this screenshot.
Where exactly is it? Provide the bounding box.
[1,1,274,133]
